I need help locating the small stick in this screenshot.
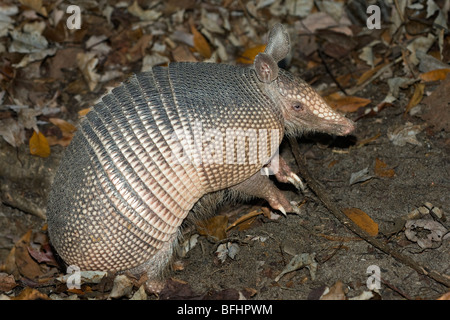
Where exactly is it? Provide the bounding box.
[288,137,450,288]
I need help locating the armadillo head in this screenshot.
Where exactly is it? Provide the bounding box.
[254,23,355,137]
[274,70,355,136]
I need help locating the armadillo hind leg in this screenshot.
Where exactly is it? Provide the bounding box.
[128,232,179,293]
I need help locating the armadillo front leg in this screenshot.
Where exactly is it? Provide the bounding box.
[263,156,306,191]
[229,171,300,215]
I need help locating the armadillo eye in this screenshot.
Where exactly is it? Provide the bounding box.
[292,103,304,111]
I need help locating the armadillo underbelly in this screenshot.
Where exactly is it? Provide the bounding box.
[47,62,283,273]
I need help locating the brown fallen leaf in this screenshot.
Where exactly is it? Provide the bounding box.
[29,130,50,158]
[226,209,263,232]
[437,291,450,300]
[421,73,450,132]
[172,44,197,62]
[77,52,100,92]
[47,118,77,147]
[419,68,450,82]
[2,246,17,277]
[128,33,153,63]
[14,230,43,280]
[405,83,425,113]
[324,93,371,113]
[19,0,47,17]
[0,273,17,292]
[190,23,211,59]
[320,280,348,300]
[11,287,49,300]
[237,44,266,64]
[197,215,228,240]
[49,117,77,132]
[159,278,198,300]
[374,158,395,178]
[27,242,59,267]
[343,208,379,237]
[405,83,425,114]
[357,61,390,86]
[78,107,92,117]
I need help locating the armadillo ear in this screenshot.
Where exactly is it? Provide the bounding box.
[254,52,279,83]
[264,23,290,63]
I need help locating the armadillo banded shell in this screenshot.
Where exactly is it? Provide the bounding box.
[47,62,284,272]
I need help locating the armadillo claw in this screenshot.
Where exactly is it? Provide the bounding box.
[268,156,306,192]
[278,206,287,216]
[287,174,306,192]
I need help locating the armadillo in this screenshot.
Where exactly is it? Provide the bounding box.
[47,24,354,289]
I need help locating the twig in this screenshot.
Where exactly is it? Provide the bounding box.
[346,56,402,96]
[317,48,348,95]
[288,137,450,288]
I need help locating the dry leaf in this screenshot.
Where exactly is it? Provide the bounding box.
[357,61,389,86]
[420,73,450,132]
[179,234,199,257]
[47,118,76,147]
[216,242,240,263]
[127,1,161,21]
[0,273,17,292]
[29,130,50,157]
[324,93,371,113]
[343,208,379,236]
[275,253,318,282]
[190,24,211,59]
[405,83,425,113]
[0,118,25,147]
[227,209,263,231]
[172,44,197,62]
[11,287,49,300]
[197,215,228,240]
[320,281,348,300]
[237,45,266,64]
[387,122,423,146]
[49,118,77,134]
[109,274,134,299]
[419,68,450,82]
[437,291,450,300]
[18,0,47,17]
[374,158,395,178]
[77,52,100,92]
[405,219,448,249]
[78,108,92,117]
[14,230,43,280]
[2,246,17,277]
[349,167,373,185]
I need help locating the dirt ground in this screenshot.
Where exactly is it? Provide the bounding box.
[0,1,449,301]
